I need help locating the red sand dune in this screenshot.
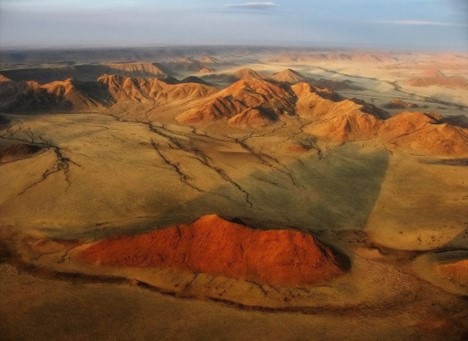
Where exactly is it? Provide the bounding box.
[78,214,344,287]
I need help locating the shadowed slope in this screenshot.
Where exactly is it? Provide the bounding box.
[0,77,108,112]
[233,68,263,80]
[293,82,383,142]
[153,143,390,234]
[408,70,468,89]
[270,69,308,84]
[103,62,168,79]
[78,214,344,287]
[0,62,170,83]
[0,142,45,164]
[0,73,466,156]
[176,78,295,125]
[97,74,217,106]
[413,251,468,296]
[379,112,468,156]
[293,83,468,156]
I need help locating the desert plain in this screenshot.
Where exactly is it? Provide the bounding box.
[0,47,467,340]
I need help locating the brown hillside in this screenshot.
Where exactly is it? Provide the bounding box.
[0,78,105,112]
[78,214,345,287]
[97,74,216,105]
[161,57,211,74]
[292,83,468,155]
[407,70,468,89]
[227,108,272,128]
[199,56,220,64]
[379,112,468,156]
[293,82,382,142]
[176,78,295,125]
[233,68,263,80]
[270,69,308,84]
[0,73,466,156]
[104,62,168,78]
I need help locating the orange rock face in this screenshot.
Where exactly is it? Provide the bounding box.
[379,112,468,156]
[176,78,295,124]
[78,215,344,287]
[0,77,104,112]
[437,259,468,286]
[97,74,216,104]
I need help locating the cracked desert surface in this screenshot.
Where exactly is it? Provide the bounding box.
[1,48,467,340]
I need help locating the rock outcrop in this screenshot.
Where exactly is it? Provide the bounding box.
[176,78,295,125]
[97,74,216,105]
[0,77,107,112]
[78,214,345,287]
[1,69,467,156]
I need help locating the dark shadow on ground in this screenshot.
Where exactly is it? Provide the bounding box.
[153,143,390,234]
[38,142,390,241]
[446,228,468,249]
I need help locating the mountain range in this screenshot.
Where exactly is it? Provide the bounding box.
[1,68,467,157]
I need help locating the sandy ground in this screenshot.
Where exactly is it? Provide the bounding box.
[0,111,467,340]
[0,52,467,340]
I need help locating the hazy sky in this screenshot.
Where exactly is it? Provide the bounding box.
[0,0,467,50]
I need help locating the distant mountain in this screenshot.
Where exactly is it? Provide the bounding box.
[159,57,214,75]
[270,69,308,84]
[264,52,398,64]
[176,78,295,127]
[1,62,171,83]
[1,70,466,156]
[296,82,468,156]
[0,77,108,112]
[198,56,220,64]
[0,74,216,112]
[233,68,263,80]
[180,76,212,86]
[407,69,468,89]
[97,74,216,106]
[103,62,169,78]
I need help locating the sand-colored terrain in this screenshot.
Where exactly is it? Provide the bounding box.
[0,49,467,340]
[413,251,468,296]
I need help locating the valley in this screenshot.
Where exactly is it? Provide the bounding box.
[0,47,467,340]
